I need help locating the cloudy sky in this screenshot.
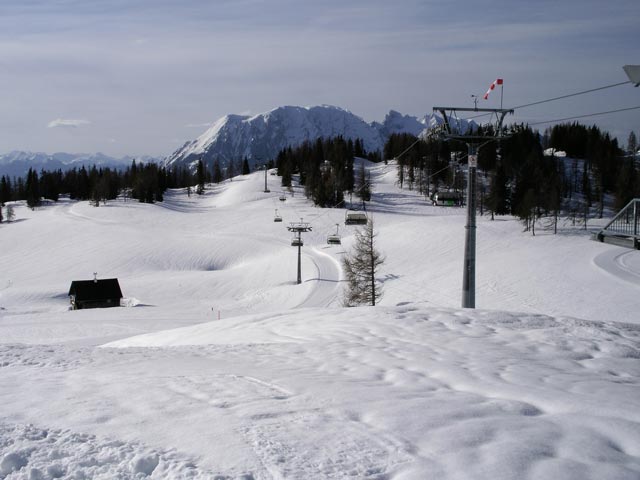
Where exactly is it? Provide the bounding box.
[1,0,638,157]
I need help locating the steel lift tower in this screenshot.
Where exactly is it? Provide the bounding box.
[287,219,312,284]
[432,106,513,308]
[263,165,270,193]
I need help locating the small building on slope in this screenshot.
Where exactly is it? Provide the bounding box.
[68,277,123,310]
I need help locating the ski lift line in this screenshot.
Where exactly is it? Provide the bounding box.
[427,163,456,181]
[284,162,453,230]
[283,192,362,230]
[392,137,424,162]
[512,80,632,111]
[527,105,640,127]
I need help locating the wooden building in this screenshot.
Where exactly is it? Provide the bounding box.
[68,278,123,310]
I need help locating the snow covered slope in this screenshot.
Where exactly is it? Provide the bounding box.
[0,161,638,479]
[165,105,476,171]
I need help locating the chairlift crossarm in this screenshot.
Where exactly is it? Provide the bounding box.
[433,106,514,138]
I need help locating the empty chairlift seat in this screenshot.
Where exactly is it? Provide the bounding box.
[345,210,368,225]
[326,223,342,245]
[326,234,341,245]
[291,236,303,247]
[274,209,283,222]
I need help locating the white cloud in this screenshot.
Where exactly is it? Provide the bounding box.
[47,118,91,129]
[184,123,213,128]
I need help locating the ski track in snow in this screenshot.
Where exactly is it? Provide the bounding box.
[296,247,342,309]
[1,162,640,479]
[593,248,640,286]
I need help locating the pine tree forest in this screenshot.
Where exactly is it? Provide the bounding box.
[385,123,640,234]
[276,136,361,208]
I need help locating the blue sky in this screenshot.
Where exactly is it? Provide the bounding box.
[1,0,638,157]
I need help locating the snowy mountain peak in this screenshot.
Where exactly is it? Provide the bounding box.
[165,104,384,170]
[379,110,427,137]
[165,105,480,171]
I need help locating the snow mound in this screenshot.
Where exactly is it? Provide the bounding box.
[101,304,640,478]
[120,297,141,308]
[0,424,248,479]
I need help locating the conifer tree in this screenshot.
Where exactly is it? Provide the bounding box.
[627,131,637,156]
[487,161,509,219]
[212,160,223,184]
[77,167,90,200]
[615,157,638,209]
[25,168,41,209]
[355,162,371,208]
[242,158,250,175]
[519,188,537,234]
[226,159,237,180]
[0,176,10,205]
[342,219,385,306]
[196,159,205,194]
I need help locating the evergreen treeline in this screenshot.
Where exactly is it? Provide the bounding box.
[0,155,258,214]
[276,137,377,207]
[386,123,639,233]
[0,161,196,208]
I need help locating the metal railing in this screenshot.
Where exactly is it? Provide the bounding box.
[596,199,640,248]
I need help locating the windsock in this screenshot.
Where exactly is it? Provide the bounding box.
[483,78,503,100]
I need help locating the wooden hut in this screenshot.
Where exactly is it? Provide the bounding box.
[68,278,123,310]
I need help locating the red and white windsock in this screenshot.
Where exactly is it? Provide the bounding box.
[483,78,503,100]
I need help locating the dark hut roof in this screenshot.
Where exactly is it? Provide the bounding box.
[68,279,123,301]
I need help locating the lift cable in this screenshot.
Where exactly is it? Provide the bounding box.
[527,105,640,127]
[513,80,631,110]
[466,79,632,120]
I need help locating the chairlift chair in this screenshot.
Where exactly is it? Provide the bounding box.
[326,223,342,245]
[279,192,287,201]
[273,209,282,222]
[291,235,303,247]
[344,210,368,226]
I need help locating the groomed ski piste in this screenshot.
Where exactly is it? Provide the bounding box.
[0,160,639,479]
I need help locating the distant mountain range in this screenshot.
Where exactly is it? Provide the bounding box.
[0,152,159,178]
[1,105,477,178]
[165,105,476,171]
